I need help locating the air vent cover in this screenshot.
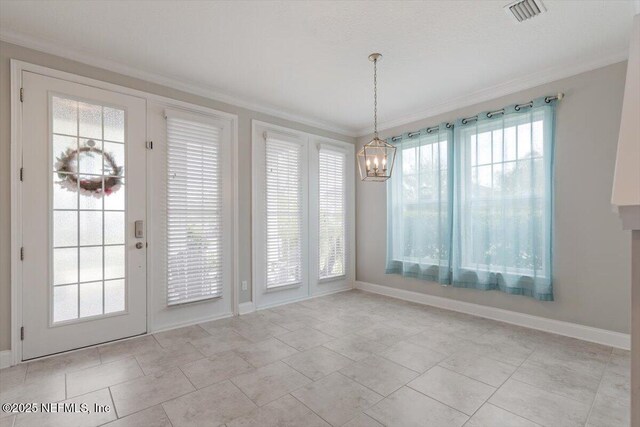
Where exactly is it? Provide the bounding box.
[505,0,546,22]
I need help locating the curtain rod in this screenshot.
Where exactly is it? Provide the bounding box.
[391,92,564,142]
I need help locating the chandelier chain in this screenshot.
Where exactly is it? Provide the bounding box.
[373,58,378,139]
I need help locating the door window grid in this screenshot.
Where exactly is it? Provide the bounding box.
[51,96,126,323]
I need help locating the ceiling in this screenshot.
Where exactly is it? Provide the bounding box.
[0,1,636,136]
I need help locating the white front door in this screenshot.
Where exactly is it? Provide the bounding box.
[21,71,147,360]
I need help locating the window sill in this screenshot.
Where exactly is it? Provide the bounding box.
[168,294,222,307]
[318,274,347,284]
[265,282,302,293]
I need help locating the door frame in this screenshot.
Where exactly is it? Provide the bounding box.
[250,120,355,310]
[10,60,240,365]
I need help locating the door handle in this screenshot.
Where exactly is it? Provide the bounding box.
[134,220,144,238]
[135,242,144,249]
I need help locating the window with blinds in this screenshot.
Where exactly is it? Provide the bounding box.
[166,112,223,305]
[265,137,303,289]
[318,148,346,280]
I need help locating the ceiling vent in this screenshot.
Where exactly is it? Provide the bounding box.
[505,0,546,22]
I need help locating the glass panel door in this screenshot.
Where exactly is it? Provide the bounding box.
[21,70,147,360]
[51,96,127,323]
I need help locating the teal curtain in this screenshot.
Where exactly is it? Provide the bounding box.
[386,124,453,283]
[386,97,556,300]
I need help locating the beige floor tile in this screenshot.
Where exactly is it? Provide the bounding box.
[109,367,194,417]
[153,325,210,348]
[282,346,353,380]
[230,321,289,343]
[586,391,630,427]
[342,413,384,427]
[378,341,447,373]
[0,365,27,392]
[440,352,517,387]
[102,405,172,427]
[190,330,251,357]
[0,375,66,419]
[162,380,256,427]
[181,351,254,389]
[406,330,471,356]
[270,313,318,332]
[605,351,630,377]
[365,386,468,427]
[14,388,116,427]
[459,338,535,367]
[354,323,413,346]
[276,328,334,351]
[97,335,162,364]
[134,342,204,375]
[310,319,367,338]
[25,348,101,381]
[489,379,591,427]
[0,415,15,427]
[407,366,495,415]
[66,357,143,398]
[2,291,632,427]
[465,403,541,427]
[529,345,609,377]
[200,316,247,332]
[292,372,382,426]
[597,370,630,400]
[230,361,310,406]
[234,338,298,368]
[339,355,418,396]
[322,334,388,361]
[512,358,601,403]
[226,394,329,427]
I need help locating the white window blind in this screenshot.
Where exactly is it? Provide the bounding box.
[318,147,346,280]
[166,112,223,305]
[265,136,303,289]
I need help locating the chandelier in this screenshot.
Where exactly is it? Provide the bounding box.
[357,53,396,182]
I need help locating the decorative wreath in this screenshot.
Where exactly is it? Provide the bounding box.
[55,139,122,198]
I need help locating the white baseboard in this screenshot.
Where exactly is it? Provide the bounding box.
[238,301,256,315]
[0,350,13,369]
[151,311,234,334]
[253,286,353,311]
[355,281,630,350]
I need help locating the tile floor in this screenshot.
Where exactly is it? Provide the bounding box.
[0,290,630,427]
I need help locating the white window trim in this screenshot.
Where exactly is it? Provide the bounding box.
[148,102,236,330]
[310,137,355,296]
[252,121,355,309]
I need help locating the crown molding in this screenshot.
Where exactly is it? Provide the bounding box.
[355,49,629,137]
[1,28,630,140]
[0,29,358,138]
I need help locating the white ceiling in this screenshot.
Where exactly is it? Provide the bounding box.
[0,1,636,136]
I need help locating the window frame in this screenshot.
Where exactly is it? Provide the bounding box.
[164,108,227,306]
[457,113,550,280]
[252,121,355,309]
[316,144,348,283]
[389,132,451,267]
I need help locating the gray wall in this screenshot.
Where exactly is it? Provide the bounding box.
[356,62,631,334]
[0,41,355,351]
